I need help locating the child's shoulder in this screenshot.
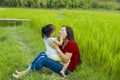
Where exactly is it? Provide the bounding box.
[47,37,58,42]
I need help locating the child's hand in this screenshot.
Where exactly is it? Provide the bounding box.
[59,32,63,40]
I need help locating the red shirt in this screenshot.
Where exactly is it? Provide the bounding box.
[60,40,79,71]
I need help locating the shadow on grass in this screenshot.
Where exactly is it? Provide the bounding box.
[0,36,7,42]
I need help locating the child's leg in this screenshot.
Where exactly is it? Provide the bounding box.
[60,60,70,77]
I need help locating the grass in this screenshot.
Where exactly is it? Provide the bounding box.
[0,8,120,80]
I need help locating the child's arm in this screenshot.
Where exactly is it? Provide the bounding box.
[54,37,63,46]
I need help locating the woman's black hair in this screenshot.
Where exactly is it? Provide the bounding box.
[41,24,54,38]
[64,26,74,40]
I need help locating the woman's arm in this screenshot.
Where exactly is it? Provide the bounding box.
[57,49,72,63]
[50,42,72,63]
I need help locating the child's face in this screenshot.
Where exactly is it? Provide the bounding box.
[50,30,55,37]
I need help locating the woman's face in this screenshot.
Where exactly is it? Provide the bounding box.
[59,27,67,39]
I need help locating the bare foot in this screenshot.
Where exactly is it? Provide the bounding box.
[60,71,66,77]
[16,70,22,75]
[12,73,20,79]
[12,71,25,79]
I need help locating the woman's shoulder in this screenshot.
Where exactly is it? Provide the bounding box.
[68,40,76,44]
[68,40,78,48]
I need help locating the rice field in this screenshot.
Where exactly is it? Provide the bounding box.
[0,8,120,80]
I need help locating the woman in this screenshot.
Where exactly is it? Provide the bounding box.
[12,25,81,79]
[41,24,70,77]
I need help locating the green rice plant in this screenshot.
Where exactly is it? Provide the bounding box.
[0,8,120,80]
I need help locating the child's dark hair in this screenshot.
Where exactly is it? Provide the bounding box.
[41,24,54,38]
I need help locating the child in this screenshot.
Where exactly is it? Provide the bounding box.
[42,24,70,77]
